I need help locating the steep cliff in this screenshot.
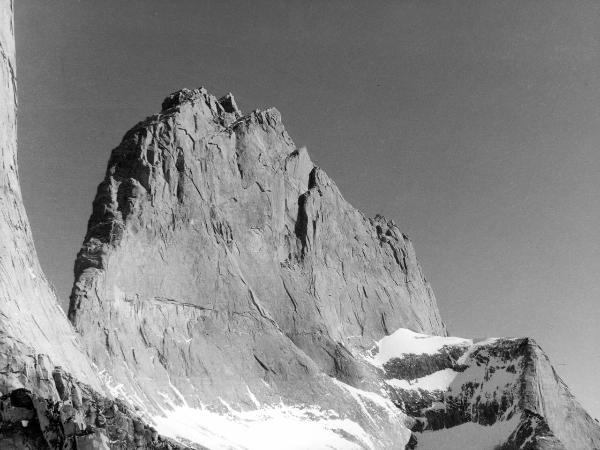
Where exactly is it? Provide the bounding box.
[0,3,187,448]
[68,87,446,448]
[67,85,600,449]
[0,0,99,390]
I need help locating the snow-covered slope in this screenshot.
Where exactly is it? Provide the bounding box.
[367,328,600,449]
[366,328,472,368]
[153,385,402,450]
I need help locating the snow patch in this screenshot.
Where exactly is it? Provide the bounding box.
[27,266,37,280]
[367,328,472,367]
[154,403,375,450]
[386,368,458,392]
[98,369,138,407]
[97,367,156,421]
[151,378,412,449]
[168,380,188,407]
[246,386,261,409]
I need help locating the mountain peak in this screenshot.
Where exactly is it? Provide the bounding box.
[1,2,598,446]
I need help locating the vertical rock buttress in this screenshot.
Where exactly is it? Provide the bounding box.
[0,0,100,395]
[0,6,188,449]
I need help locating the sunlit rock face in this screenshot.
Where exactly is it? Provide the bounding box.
[371,329,600,449]
[67,86,446,448]
[67,84,600,450]
[0,3,187,448]
[0,0,100,399]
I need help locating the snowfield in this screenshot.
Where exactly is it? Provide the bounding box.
[367,328,472,367]
[154,403,374,450]
[152,382,410,450]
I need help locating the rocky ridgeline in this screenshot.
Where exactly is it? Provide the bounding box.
[372,330,600,449]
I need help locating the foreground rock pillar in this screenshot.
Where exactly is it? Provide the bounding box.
[0,0,100,396]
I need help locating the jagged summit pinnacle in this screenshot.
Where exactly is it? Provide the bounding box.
[218,92,240,115]
[160,87,206,111]
[157,87,290,132]
[161,87,241,116]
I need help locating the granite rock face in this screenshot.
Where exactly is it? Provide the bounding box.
[67,85,600,449]
[67,86,446,448]
[0,0,99,391]
[0,3,187,448]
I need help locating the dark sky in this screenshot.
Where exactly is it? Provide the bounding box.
[15,0,600,418]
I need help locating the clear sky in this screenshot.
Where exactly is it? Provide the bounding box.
[15,0,600,418]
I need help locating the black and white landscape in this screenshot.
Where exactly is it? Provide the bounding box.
[1,1,599,449]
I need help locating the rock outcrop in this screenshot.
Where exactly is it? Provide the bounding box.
[0,367,185,450]
[371,328,600,449]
